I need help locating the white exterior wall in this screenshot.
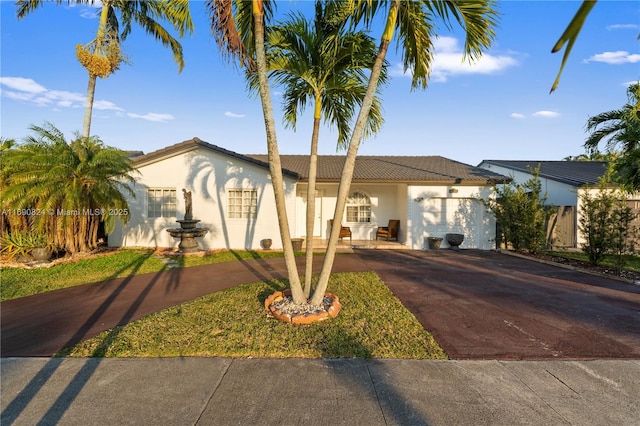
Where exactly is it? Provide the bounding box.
[479,164,578,206]
[109,147,297,250]
[407,185,496,250]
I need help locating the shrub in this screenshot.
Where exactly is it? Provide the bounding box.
[0,230,56,260]
[484,167,553,253]
[579,173,637,269]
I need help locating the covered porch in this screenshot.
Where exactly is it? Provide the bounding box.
[305,238,409,252]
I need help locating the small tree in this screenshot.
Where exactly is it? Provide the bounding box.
[609,200,637,274]
[484,168,552,253]
[579,188,615,265]
[579,169,638,269]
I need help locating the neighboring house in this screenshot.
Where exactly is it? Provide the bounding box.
[109,138,508,251]
[477,160,640,248]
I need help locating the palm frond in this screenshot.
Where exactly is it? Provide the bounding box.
[550,0,597,93]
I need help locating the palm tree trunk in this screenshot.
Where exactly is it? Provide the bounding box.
[82,75,97,139]
[252,0,305,304]
[310,0,398,306]
[82,3,109,139]
[303,95,322,298]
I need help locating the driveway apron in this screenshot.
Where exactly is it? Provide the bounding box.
[1,255,369,357]
[3,250,640,360]
[356,249,640,360]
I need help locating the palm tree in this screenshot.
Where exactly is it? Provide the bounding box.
[1,123,137,254]
[206,0,311,304]
[585,83,640,154]
[311,0,499,305]
[208,0,498,307]
[16,0,193,138]
[250,1,386,297]
[0,137,17,236]
[584,82,640,191]
[563,151,617,162]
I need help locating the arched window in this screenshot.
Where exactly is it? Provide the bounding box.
[346,191,371,223]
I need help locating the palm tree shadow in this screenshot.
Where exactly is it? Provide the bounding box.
[1,250,170,425]
[321,327,430,425]
[226,250,294,299]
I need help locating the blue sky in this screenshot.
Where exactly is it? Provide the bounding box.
[1,1,638,166]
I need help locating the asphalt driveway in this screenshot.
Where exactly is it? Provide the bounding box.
[356,249,640,360]
[2,249,639,359]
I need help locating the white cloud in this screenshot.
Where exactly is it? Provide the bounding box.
[606,24,639,30]
[583,51,640,65]
[533,110,560,118]
[225,111,245,118]
[1,76,173,124]
[1,77,85,108]
[510,113,525,119]
[2,90,38,102]
[390,37,519,83]
[79,8,99,19]
[624,80,640,87]
[0,77,47,93]
[127,112,174,122]
[94,100,125,111]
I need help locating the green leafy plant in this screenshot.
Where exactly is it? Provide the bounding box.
[0,230,56,260]
[483,167,553,253]
[579,170,638,270]
[609,201,637,274]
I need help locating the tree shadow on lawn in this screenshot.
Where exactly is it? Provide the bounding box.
[1,250,181,425]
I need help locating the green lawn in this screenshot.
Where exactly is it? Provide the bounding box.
[59,271,446,359]
[2,249,446,359]
[0,249,285,301]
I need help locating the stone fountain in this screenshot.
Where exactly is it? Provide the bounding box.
[166,189,209,253]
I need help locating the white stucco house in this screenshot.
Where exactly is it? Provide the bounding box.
[478,160,640,248]
[109,138,509,251]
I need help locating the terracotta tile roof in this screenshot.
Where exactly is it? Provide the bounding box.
[479,160,609,186]
[249,154,507,184]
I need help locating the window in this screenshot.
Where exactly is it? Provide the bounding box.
[228,189,257,219]
[346,191,371,223]
[148,189,176,218]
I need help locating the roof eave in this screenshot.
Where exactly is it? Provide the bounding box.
[133,138,299,179]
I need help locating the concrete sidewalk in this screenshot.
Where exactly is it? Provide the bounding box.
[2,357,639,425]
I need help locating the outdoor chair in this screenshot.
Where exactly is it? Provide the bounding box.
[329,220,352,243]
[376,219,400,241]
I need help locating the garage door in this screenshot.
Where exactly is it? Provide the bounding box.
[422,197,485,248]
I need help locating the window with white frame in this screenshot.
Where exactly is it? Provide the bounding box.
[148,189,176,218]
[346,191,371,223]
[228,189,257,219]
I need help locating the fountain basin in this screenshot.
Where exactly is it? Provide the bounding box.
[167,227,209,253]
[176,219,200,230]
